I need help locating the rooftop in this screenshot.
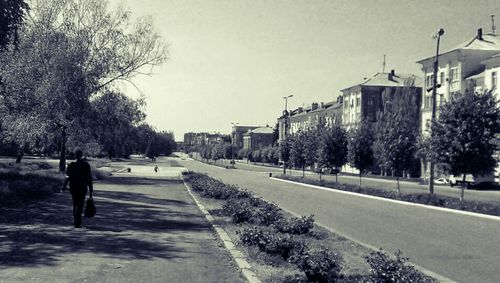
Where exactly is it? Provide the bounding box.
[342,71,422,91]
[417,30,500,63]
[244,126,274,135]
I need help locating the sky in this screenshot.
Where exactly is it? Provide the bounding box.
[109,0,500,141]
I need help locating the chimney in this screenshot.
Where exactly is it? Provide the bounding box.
[388,69,395,80]
[320,102,324,109]
[477,28,483,40]
[311,102,318,111]
[298,107,303,113]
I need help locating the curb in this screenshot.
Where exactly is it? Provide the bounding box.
[180,176,262,283]
[270,177,500,222]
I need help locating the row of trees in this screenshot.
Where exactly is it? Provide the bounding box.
[0,0,173,170]
[281,84,500,195]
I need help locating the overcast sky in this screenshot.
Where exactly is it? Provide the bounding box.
[109,0,500,141]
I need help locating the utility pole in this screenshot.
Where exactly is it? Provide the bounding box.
[382,54,386,73]
[231,122,238,168]
[429,28,445,195]
[282,94,293,174]
[492,15,496,35]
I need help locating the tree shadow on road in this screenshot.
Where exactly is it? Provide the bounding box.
[0,177,212,268]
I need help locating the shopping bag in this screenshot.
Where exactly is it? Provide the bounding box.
[84,197,96,218]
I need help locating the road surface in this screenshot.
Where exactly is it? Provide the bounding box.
[179,156,500,283]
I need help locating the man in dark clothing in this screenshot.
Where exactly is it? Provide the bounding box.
[66,150,93,228]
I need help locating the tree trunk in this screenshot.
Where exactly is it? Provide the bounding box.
[283,161,286,174]
[397,176,401,194]
[302,165,305,178]
[59,126,67,173]
[460,174,466,202]
[359,170,362,187]
[335,173,338,183]
[15,145,24,163]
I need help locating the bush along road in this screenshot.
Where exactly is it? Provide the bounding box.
[184,172,436,283]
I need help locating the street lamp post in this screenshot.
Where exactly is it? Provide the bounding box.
[429,28,444,195]
[231,122,239,168]
[282,94,293,174]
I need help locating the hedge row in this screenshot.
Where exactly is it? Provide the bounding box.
[184,172,434,283]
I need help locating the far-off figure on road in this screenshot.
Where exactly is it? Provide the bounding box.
[66,150,94,228]
[154,165,159,173]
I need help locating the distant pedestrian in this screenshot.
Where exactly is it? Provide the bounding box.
[66,149,94,228]
[154,165,159,173]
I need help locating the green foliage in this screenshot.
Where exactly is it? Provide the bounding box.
[0,170,63,206]
[239,226,307,261]
[275,215,315,235]
[0,0,29,49]
[295,247,344,283]
[366,249,433,283]
[290,132,307,171]
[430,90,500,177]
[319,124,348,171]
[348,122,374,173]
[373,83,421,178]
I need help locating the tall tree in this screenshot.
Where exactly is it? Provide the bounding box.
[0,0,29,49]
[348,121,374,187]
[319,124,348,183]
[373,80,421,193]
[290,132,307,177]
[0,0,167,170]
[430,90,500,201]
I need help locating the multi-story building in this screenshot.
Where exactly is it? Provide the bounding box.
[341,70,422,130]
[232,125,260,149]
[242,126,275,150]
[277,97,343,144]
[417,28,500,134]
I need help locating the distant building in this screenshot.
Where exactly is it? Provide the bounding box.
[232,125,260,149]
[242,126,275,150]
[277,97,343,144]
[341,69,422,130]
[183,132,228,148]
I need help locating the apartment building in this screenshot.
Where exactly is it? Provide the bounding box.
[341,70,422,130]
[417,28,500,134]
[277,98,343,144]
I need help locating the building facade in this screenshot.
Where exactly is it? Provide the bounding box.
[242,126,275,150]
[232,125,260,149]
[277,97,343,144]
[341,70,422,130]
[417,28,500,135]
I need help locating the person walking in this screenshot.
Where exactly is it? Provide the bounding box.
[154,165,159,173]
[66,150,93,228]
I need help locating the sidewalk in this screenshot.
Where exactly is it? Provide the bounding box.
[0,163,245,283]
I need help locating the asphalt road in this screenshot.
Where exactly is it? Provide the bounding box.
[0,162,245,283]
[225,158,500,204]
[179,156,500,283]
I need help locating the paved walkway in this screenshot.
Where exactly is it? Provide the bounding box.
[0,162,245,283]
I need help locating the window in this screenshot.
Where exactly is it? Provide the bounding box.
[440,72,445,85]
[356,97,360,108]
[426,74,434,88]
[492,71,497,88]
[450,67,459,82]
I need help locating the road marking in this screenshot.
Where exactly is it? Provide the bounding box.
[276,202,456,283]
[271,177,500,222]
[180,176,262,283]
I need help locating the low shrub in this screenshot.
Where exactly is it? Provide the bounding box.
[275,215,315,235]
[294,247,344,283]
[0,171,63,207]
[222,197,285,225]
[239,226,306,261]
[365,249,434,283]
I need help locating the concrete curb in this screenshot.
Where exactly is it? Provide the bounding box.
[180,176,262,283]
[271,177,500,222]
